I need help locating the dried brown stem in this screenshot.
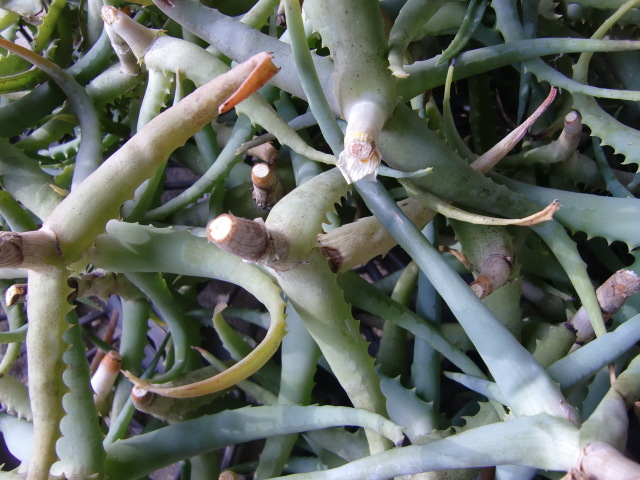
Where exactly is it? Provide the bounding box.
[318,197,435,272]
[91,350,122,412]
[5,283,27,306]
[252,163,284,209]
[569,269,640,346]
[207,214,288,265]
[570,442,640,480]
[0,229,61,270]
[470,254,513,299]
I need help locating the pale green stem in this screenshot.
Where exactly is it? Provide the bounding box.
[25,266,73,480]
[15,64,142,151]
[339,271,483,379]
[144,114,255,221]
[502,110,582,167]
[0,9,18,30]
[108,298,148,427]
[355,179,577,421]
[0,38,104,190]
[118,298,148,374]
[435,0,488,66]
[450,221,514,297]
[413,222,441,406]
[0,190,37,232]
[135,67,173,132]
[266,168,349,265]
[327,0,396,182]
[121,67,174,221]
[0,324,27,344]
[275,250,392,455]
[236,109,319,157]
[43,54,274,261]
[137,34,334,166]
[269,414,580,480]
[57,312,105,479]
[193,122,221,171]
[84,62,145,109]
[387,0,446,77]
[255,305,320,479]
[376,262,417,378]
[0,28,113,138]
[241,0,279,29]
[380,104,604,341]
[105,405,403,480]
[196,352,278,406]
[103,334,171,446]
[400,37,640,102]
[190,452,220,480]
[572,358,640,480]
[103,19,140,76]
[13,116,75,152]
[150,0,338,111]
[492,0,640,102]
[124,272,200,383]
[443,372,507,405]
[283,0,343,152]
[547,313,640,390]
[0,138,63,221]
[90,222,287,398]
[274,94,323,185]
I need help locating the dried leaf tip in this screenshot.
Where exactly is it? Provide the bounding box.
[471,87,558,174]
[218,53,280,114]
[337,130,382,184]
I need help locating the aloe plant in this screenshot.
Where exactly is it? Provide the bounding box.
[1,1,640,479]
